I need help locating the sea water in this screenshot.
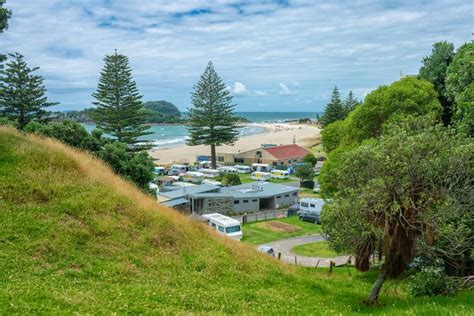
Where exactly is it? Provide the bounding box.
[84,111,319,148]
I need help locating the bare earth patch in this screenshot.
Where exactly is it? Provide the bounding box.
[257,221,301,233]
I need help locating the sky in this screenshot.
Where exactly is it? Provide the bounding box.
[1,0,472,112]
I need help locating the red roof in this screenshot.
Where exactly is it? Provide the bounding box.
[264,144,310,160]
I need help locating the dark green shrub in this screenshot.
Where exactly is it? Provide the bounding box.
[409,266,456,297]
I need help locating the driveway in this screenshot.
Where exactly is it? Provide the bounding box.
[261,234,350,267]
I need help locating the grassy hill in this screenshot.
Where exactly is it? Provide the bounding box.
[0,127,472,314]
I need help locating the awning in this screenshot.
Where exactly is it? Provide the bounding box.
[161,198,189,207]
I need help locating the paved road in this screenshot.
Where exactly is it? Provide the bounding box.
[261,234,350,267]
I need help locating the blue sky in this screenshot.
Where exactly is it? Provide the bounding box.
[2,0,472,112]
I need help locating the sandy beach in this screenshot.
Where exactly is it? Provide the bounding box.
[149,123,321,165]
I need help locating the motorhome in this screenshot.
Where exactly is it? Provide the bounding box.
[298,198,325,224]
[251,171,272,181]
[202,213,243,240]
[198,161,212,169]
[153,166,166,175]
[169,164,190,176]
[217,166,239,174]
[202,179,223,187]
[198,168,220,178]
[271,169,290,179]
[234,165,252,173]
[182,171,204,183]
[251,163,272,172]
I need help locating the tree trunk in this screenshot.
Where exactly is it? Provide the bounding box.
[366,267,388,305]
[211,144,217,169]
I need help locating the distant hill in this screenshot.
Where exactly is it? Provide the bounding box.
[144,100,181,118]
[0,127,471,313]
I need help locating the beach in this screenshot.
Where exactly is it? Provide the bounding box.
[148,123,321,165]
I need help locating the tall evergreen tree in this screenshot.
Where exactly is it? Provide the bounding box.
[187,61,239,169]
[0,1,12,74]
[0,53,57,129]
[91,51,150,145]
[419,41,455,125]
[343,91,359,114]
[320,86,345,127]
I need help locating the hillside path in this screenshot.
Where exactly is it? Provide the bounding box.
[261,234,350,268]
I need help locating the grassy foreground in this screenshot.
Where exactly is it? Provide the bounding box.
[0,127,473,314]
[292,241,339,258]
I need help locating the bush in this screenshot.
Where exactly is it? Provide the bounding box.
[301,180,314,189]
[409,266,456,297]
[221,173,241,187]
[302,153,317,166]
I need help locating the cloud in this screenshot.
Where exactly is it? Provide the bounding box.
[1,0,471,111]
[279,83,293,96]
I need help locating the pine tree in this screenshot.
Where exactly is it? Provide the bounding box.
[320,86,345,127]
[0,0,12,84]
[343,91,359,114]
[91,51,150,145]
[187,61,239,169]
[0,53,57,129]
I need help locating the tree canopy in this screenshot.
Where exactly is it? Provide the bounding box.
[187,61,239,168]
[91,51,150,145]
[319,86,345,127]
[445,42,474,101]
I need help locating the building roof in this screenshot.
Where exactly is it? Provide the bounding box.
[158,184,218,200]
[189,182,298,200]
[264,144,310,160]
[161,198,189,207]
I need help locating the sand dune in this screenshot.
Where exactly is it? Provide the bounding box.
[148,123,321,165]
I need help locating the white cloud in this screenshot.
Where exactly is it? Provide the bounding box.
[290,80,300,87]
[230,81,247,97]
[279,83,293,96]
[251,90,268,97]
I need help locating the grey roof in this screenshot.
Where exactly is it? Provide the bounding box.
[190,182,298,199]
[158,184,218,199]
[161,198,189,207]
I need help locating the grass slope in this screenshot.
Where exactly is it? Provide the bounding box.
[0,127,473,314]
[292,241,338,258]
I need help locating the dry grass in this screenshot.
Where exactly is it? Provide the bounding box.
[256,221,301,233]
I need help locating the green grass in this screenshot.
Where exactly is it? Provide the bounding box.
[311,143,327,157]
[242,216,322,244]
[1,127,473,315]
[299,187,321,198]
[292,241,338,258]
[238,172,299,184]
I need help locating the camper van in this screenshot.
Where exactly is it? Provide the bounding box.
[198,168,220,178]
[251,171,272,181]
[298,198,325,224]
[153,166,166,175]
[217,166,239,174]
[251,163,273,172]
[182,171,204,183]
[202,179,223,187]
[271,169,290,179]
[234,165,252,173]
[169,164,190,176]
[198,161,212,169]
[202,213,243,240]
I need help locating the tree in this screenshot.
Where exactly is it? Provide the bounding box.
[295,163,315,184]
[91,51,150,145]
[452,82,474,137]
[419,41,455,125]
[0,0,12,67]
[343,91,359,114]
[0,53,57,129]
[319,86,345,127]
[187,61,239,169]
[321,116,473,304]
[302,153,317,167]
[445,42,474,102]
[221,173,241,187]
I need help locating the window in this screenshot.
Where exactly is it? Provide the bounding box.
[234,200,240,204]
[292,192,297,196]
[243,200,249,203]
[234,158,244,163]
[301,202,309,207]
[218,226,225,232]
[276,195,281,199]
[218,156,224,162]
[284,194,289,197]
[310,203,316,208]
[280,161,285,165]
[225,226,241,233]
[211,223,216,228]
[252,199,258,202]
[273,162,277,166]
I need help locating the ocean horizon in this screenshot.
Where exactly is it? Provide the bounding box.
[85,111,320,148]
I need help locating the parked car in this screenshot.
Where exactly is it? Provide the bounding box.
[299,212,320,224]
[257,245,276,257]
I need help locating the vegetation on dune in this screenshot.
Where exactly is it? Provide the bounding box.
[2,127,473,313]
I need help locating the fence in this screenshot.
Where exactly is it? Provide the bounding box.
[231,209,296,224]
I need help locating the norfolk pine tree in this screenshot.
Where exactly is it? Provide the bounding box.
[343,91,359,114]
[0,53,57,129]
[187,61,239,169]
[320,86,346,127]
[92,51,150,146]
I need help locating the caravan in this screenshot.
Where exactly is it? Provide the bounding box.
[271,169,290,179]
[251,163,272,172]
[182,171,204,183]
[202,213,243,240]
[251,171,271,181]
[298,198,325,224]
[169,164,190,176]
[234,165,252,173]
[198,168,220,178]
[217,166,239,174]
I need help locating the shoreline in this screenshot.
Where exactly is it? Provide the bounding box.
[149,122,320,165]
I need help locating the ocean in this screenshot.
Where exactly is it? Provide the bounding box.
[85,111,319,148]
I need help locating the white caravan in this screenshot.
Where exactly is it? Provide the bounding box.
[217,166,239,174]
[251,163,273,172]
[299,198,325,214]
[169,164,189,176]
[251,171,272,181]
[202,179,223,187]
[271,169,290,179]
[182,171,204,183]
[198,168,220,178]
[202,213,243,240]
[234,165,252,173]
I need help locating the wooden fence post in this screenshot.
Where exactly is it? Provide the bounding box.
[315,259,320,269]
[329,261,334,274]
[278,252,281,261]
[295,256,297,266]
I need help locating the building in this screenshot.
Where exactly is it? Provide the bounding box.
[216,144,310,167]
[188,182,299,214]
[157,184,220,210]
